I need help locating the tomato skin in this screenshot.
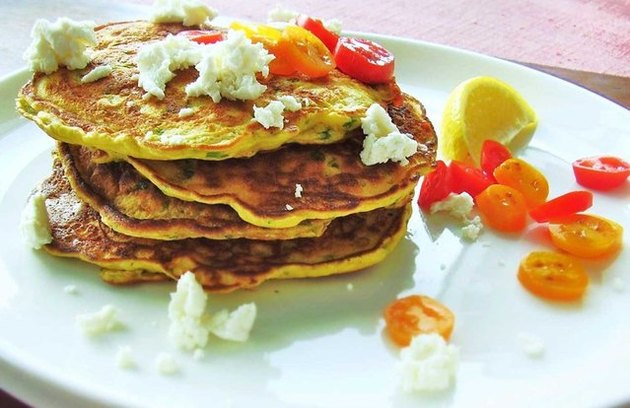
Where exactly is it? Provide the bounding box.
[177,29,225,44]
[449,160,494,198]
[277,25,335,78]
[476,184,528,232]
[384,295,455,347]
[493,158,549,208]
[480,139,512,180]
[518,251,588,302]
[334,37,395,84]
[529,191,593,223]
[548,214,623,258]
[572,156,630,191]
[418,160,452,211]
[296,14,339,52]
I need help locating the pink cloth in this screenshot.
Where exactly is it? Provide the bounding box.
[125,0,630,77]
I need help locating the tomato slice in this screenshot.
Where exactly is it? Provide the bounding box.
[572,156,630,191]
[449,160,494,198]
[518,251,588,302]
[384,295,455,347]
[480,139,512,179]
[334,37,395,84]
[275,25,335,78]
[476,184,528,232]
[493,158,549,208]
[529,191,593,223]
[296,14,339,52]
[548,213,623,258]
[177,29,225,44]
[418,160,452,211]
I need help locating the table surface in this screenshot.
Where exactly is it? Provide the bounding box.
[1,1,628,406]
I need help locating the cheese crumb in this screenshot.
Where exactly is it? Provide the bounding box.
[155,352,179,375]
[278,95,302,112]
[430,193,483,241]
[151,0,218,26]
[208,303,257,342]
[63,285,78,295]
[178,107,194,117]
[168,272,210,351]
[267,5,299,23]
[24,18,96,74]
[399,333,459,392]
[253,100,286,129]
[185,30,274,102]
[80,64,113,83]
[116,346,136,369]
[20,193,53,250]
[360,104,418,166]
[461,216,483,241]
[76,305,123,337]
[346,283,354,291]
[517,332,545,358]
[294,183,303,198]
[193,348,205,360]
[285,204,294,211]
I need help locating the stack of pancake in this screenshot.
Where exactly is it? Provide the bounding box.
[17,21,437,292]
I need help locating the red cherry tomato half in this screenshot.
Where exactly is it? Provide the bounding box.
[177,29,225,44]
[572,156,630,191]
[529,191,593,223]
[418,160,452,211]
[480,139,512,179]
[334,37,395,84]
[449,160,494,198]
[296,14,339,53]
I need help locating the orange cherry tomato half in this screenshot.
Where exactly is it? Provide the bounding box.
[572,156,630,191]
[230,22,297,76]
[334,37,395,84]
[529,191,593,223]
[177,29,225,44]
[449,160,494,198]
[275,25,335,78]
[476,184,528,233]
[480,139,512,180]
[493,158,549,208]
[418,160,452,211]
[518,251,588,302]
[548,213,623,258]
[297,14,339,52]
[384,295,455,347]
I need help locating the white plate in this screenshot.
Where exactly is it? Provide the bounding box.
[1,31,629,408]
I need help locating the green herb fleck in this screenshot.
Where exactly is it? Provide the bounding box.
[309,149,325,162]
[181,160,196,179]
[154,127,165,135]
[319,129,332,140]
[343,117,359,130]
[205,152,227,159]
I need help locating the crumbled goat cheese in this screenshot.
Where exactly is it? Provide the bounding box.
[360,103,418,166]
[254,100,286,129]
[285,204,294,211]
[76,305,123,337]
[267,5,299,23]
[208,303,257,342]
[294,183,303,198]
[178,107,195,117]
[63,285,78,295]
[399,333,459,392]
[80,64,113,83]
[168,272,210,351]
[193,348,205,360]
[185,30,274,103]
[137,34,202,100]
[155,352,179,375]
[324,18,343,35]
[116,346,137,369]
[517,332,545,358]
[612,277,625,293]
[159,133,187,145]
[151,0,218,27]
[461,216,483,240]
[24,18,96,74]
[278,95,302,111]
[430,193,483,241]
[20,193,53,249]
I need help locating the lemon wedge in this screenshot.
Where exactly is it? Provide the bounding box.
[440,76,538,165]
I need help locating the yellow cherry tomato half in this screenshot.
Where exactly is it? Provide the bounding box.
[476,184,528,233]
[230,22,296,76]
[275,25,335,78]
[384,295,455,347]
[549,213,623,258]
[518,251,588,301]
[493,158,549,208]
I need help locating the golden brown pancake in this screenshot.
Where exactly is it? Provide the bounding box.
[57,144,331,240]
[127,93,437,228]
[17,20,399,161]
[39,163,413,292]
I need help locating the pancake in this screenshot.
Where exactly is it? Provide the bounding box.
[17,20,399,161]
[127,93,437,228]
[57,144,331,240]
[39,163,413,292]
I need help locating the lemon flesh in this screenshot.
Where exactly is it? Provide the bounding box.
[440,76,537,165]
